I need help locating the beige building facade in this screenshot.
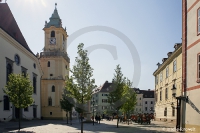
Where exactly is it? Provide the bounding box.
[182,0,200,132]
[39,4,70,119]
[0,3,43,121]
[153,44,182,124]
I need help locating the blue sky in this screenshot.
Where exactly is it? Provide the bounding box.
[7,0,182,90]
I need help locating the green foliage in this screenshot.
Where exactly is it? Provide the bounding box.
[4,73,34,109]
[60,89,74,112]
[108,64,126,110]
[65,43,96,112]
[120,78,137,113]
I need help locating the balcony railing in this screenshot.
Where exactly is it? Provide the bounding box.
[40,51,70,63]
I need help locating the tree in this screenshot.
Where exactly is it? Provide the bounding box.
[108,64,126,128]
[65,43,96,133]
[4,73,34,131]
[60,88,74,125]
[120,78,137,125]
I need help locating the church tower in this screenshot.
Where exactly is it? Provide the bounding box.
[39,3,70,119]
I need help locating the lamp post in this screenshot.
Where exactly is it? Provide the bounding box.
[93,97,94,125]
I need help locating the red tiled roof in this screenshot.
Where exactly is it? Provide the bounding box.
[0,3,34,55]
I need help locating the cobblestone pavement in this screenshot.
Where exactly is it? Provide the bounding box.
[0,119,179,133]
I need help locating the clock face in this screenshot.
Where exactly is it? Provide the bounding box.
[50,38,56,44]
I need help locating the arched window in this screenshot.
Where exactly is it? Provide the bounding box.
[33,77,36,94]
[48,97,52,106]
[52,85,55,92]
[51,31,55,37]
[6,63,12,82]
[48,61,50,67]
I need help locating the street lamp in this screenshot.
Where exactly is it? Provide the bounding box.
[93,97,94,125]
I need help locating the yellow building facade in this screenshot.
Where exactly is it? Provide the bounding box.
[39,4,70,119]
[153,44,182,124]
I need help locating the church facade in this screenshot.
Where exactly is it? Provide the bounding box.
[39,4,70,119]
[0,3,43,121]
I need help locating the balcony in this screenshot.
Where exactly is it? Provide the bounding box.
[40,51,70,63]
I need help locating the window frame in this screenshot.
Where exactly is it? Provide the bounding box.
[48,61,50,67]
[166,66,169,78]
[165,88,168,100]
[3,95,10,111]
[197,7,200,35]
[160,72,163,82]
[48,97,52,106]
[173,60,177,73]
[197,53,200,82]
[52,85,55,92]
[160,91,162,101]
[33,73,37,94]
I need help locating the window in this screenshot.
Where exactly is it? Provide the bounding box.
[165,88,168,100]
[151,101,153,104]
[50,112,52,115]
[173,60,177,72]
[164,108,167,116]
[198,8,200,34]
[6,63,12,82]
[48,61,50,67]
[139,97,141,100]
[14,54,20,65]
[33,77,36,94]
[150,107,153,111]
[33,63,36,69]
[24,107,28,112]
[156,75,158,85]
[198,54,200,80]
[172,108,175,116]
[52,85,55,92]
[160,91,162,101]
[145,101,147,104]
[48,97,52,106]
[3,95,9,110]
[102,99,108,103]
[160,72,163,82]
[139,108,141,111]
[166,67,169,78]
[21,67,27,77]
[51,31,55,37]
[145,107,147,111]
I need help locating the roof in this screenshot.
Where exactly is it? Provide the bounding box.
[99,81,113,92]
[45,3,62,28]
[0,3,34,55]
[133,88,154,98]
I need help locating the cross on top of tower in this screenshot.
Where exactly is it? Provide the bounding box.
[55,3,57,9]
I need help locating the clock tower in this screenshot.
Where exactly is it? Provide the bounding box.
[39,3,70,119]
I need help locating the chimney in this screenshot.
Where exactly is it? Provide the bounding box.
[157,62,161,68]
[174,43,182,50]
[167,52,172,57]
[105,81,108,83]
[162,58,168,63]
[148,89,150,91]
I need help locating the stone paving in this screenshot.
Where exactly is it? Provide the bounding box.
[0,119,179,133]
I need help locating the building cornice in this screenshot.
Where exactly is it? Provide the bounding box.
[153,45,182,76]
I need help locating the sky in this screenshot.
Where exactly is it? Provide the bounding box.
[7,0,182,90]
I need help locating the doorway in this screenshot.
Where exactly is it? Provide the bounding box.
[33,107,37,118]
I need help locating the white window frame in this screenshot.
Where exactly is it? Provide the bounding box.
[173,60,177,73]
[166,66,169,78]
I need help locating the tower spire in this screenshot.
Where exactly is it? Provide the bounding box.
[55,3,57,9]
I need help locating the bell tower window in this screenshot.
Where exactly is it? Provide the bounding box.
[51,31,55,37]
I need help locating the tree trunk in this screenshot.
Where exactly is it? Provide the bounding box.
[70,111,72,125]
[66,112,68,124]
[117,110,119,128]
[18,108,21,131]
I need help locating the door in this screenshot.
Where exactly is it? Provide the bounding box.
[176,98,181,130]
[33,107,37,118]
[15,107,19,119]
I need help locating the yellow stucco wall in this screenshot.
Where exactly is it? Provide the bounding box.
[154,45,182,124]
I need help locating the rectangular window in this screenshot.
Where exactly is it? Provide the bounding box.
[160,91,162,101]
[160,73,163,82]
[150,107,153,111]
[21,66,27,77]
[198,54,200,79]
[173,60,177,73]
[164,108,167,116]
[198,8,200,34]
[3,95,10,110]
[172,108,175,116]
[33,73,37,94]
[6,58,13,83]
[165,88,168,100]
[151,101,153,104]
[145,107,147,111]
[145,101,147,104]
[166,67,169,78]
[156,75,158,85]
